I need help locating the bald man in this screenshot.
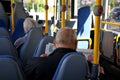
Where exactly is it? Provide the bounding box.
[25,27,77,80]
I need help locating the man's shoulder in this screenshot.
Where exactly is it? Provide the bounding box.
[49,48,76,57]
[54,48,76,53]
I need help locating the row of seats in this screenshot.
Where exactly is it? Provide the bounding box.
[0,6,98,78]
[0,1,90,80]
[0,26,25,79]
[0,3,93,79]
[0,26,50,79]
[0,14,54,63]
[0,26,90,80]
[2,19,120,79]
[0,51,90,80]
[0,25,54,63]
[16,26,92,80]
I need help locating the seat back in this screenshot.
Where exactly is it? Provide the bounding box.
[0,36,18,57]
[0,2,9,29]
[34,35,54,57]
[0,27,10,38]
[101,31,114,62]
[14,2,29,25]
[20,27,43,65]
[11,18,25,43]
[53,52,89,80]
[0,55,25,80]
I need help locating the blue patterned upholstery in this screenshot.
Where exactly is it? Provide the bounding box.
[11,18,25,43]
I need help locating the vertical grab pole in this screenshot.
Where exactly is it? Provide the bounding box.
[61,0,66,28]
[93,0,101,65]
[11,0,14,32]
[92,0,103,79]
[45,0,49,34]
[67,0,70,21]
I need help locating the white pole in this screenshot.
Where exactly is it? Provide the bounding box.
[104,0,108,29]
[74,0,78,16]
[105,0,108,19]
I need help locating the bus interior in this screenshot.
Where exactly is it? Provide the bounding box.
[0,0,120,80]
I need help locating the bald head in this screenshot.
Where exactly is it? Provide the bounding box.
[54,27,77,50]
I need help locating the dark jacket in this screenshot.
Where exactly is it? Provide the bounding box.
[25,48,76,80]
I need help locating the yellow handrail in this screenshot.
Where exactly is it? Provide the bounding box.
[93,0,101,64]
[67,0,70,21]
[45,0,48,34]
[11,0,14,32]
[91,28,105,31]
[116,34,120,64]
[102,21,120,27]
[77,38,92,49]
[61,0,66,28]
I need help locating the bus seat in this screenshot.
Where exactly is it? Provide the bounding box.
[52,52,90,80]
[101,31,114,62]
[11,18,25,43]
[0,27,10,39]
[0,2,9,29]
[33,35,54,57]
[14,2,29,25]
[0,36,18,57]
[0,55,26,80]
[20,27,43,65]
